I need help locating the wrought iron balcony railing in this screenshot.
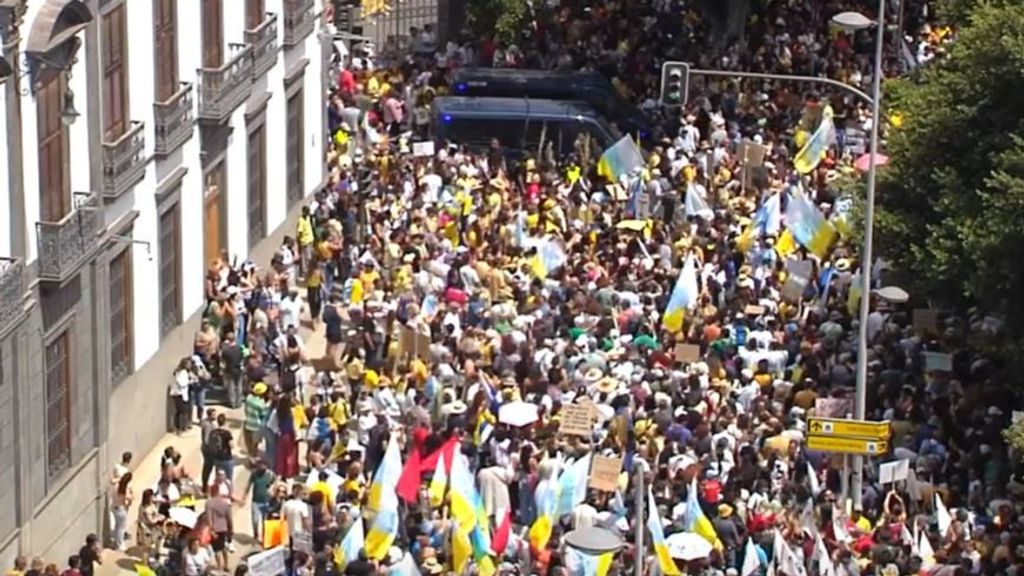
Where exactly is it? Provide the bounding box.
[154,82,194,156]
[36,192,101,283]
[196,43,253,123]
[101,120,146,199]
[246,12,279,79]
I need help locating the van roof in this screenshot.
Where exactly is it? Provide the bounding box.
[433,96,600,119]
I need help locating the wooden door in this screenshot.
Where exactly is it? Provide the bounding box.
[204,171,223,266]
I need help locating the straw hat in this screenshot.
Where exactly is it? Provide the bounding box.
[252,382,268,396]
[446,401,468,416]
[583,367,604,384]
[595,377,619,394]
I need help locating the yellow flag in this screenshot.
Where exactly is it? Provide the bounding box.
[775,230,798,258]
[452,530,473,574]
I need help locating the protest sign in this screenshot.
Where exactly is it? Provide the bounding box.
[815,398,854,418]
[248,547,286,576]
[292,533,314,554]
[782,260,813,302]
[879,459,910,484]
[913,309,940,337]
[560,404,594,437]
[922,351,953,373]
[589,455,624,492]
[674,344,701,364]
[744,305,766,317]
[413,141,435,157]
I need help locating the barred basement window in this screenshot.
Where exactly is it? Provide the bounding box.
[45,331,71,479]
[109,248,134,383]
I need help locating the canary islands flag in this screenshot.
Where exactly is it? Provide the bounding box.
[449,450,479,534]
[567,547,614,576]
[428,453,448,508]
[647,489,682,576]
[597,135,644,181]
[662,254,699,333]
[685,477,722,549]
[335,517,365,567]
[364,488,399,560]
[793,105,835,174]
[367,434,403,513]
[529,476,560,551]
[784,189,837,259]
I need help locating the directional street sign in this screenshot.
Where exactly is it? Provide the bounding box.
[807,417,891,440]
[807,435,890,456]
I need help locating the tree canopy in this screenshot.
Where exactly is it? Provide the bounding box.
[875,0,1024,348]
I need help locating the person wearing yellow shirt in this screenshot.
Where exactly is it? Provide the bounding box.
[358,261,380,294]
[296,206,315,277]
[308,470,335,510]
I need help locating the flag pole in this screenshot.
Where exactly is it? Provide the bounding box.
[634,467,644,576]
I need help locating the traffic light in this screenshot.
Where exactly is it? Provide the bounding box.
[660,61,689,108]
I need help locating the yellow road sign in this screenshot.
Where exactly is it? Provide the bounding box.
[807,417,891,440]
[807,435,889,456]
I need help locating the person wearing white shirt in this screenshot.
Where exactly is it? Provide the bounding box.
[282,485,312,539]
[278,290,304,331]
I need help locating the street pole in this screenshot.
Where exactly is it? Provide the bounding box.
[634,467,644,576]
[850,0,886,511]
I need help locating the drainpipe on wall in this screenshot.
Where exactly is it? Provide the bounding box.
[1,2,26,259]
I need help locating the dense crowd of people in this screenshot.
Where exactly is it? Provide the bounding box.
[11,1,1007,576]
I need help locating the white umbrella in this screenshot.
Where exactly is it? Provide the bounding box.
[874,286,910,304]
[665,532,714,561]
[498,401,539,427]
[168,507,199,529]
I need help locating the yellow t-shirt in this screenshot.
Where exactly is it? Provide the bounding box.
[359,270,380,293]
[310,480,334,509]
[350,280,364,305]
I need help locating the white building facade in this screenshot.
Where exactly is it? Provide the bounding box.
[0,0,327,563]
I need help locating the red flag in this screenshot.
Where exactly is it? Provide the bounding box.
[491,508,512,556]
[396,436,460,503]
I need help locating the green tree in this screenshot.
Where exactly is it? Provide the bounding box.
[465,0,530,44]
[875,2,1024,343]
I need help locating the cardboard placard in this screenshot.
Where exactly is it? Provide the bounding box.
[291,533,314,554]
[913,309,940,337]
[412,141,435,157]
[922,351,953,373]
[588,455,624,492]
[744,305,766,317]
[815,398,854,419]
[399,326,416,358]
[782,259,813,303]
[414,332,431,360]
[248,547,286,576]
[879,459,910,484]
[737,141,770,190]
[674,344,701,364]
[560,403,594,437]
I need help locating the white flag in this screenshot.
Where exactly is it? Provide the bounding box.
[814,533,836,576]
[807,461,821,496]
[685,182,714,220]
[935,493,953,536]
[741,537,761,576]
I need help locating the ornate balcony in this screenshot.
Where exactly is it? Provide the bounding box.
[154,82,194,156]
[282,0,315,47]
[246,12,278,79]
[0,258,25,337]
[196,43,253,123]
[36,192,101,283]
[101,120,146,199]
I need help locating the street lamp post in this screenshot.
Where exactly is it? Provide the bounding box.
[833,1,887,511]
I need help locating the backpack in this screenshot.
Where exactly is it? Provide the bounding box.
[206,429,230,460]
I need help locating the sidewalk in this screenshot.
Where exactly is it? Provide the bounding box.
[97,318,327,576]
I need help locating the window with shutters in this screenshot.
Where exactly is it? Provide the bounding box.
[45,330,71,479]
[102,4,129,140]
[202,0,224,68]
[246,0,265,30]
[247,123,267,247]
[159,202,181,338]
[286,90,304,205]
[109,248,133,383]
[153,0,178,102]
[37,74,70,222]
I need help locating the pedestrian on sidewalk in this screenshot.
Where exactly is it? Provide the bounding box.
[61,556,81,576]
[77,535,101,576]
[244,458,276,545]
[205,492,233,572]
[220,332,244,409]
[243,383,270,461]
[136,489,165,561]
[111,472,133,551]
[182,537,212,576]
[199,408,218,494]
[170,358,192,433]
[205,414,236,491]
